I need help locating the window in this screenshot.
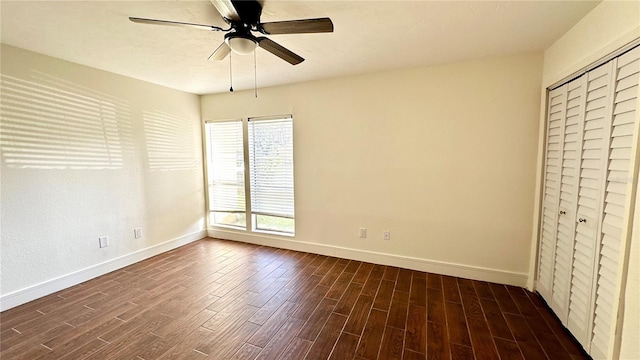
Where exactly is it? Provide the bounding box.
[205,115,295,235]
[205,120,246,228]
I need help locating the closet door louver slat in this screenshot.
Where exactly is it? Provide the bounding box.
[538,86,567,300]
[590,46,639,360]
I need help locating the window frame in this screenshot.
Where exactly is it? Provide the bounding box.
[203,115,295,236]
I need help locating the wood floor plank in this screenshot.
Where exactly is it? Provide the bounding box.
[155,326,213,360]
[450,343,475,359]
[473,280,495,300]
[351,263,373,284]
[344,260,362,274]
[444,301,471,347]
[427,288,446,324]
[298,298,338,341]
[200,321,260,358]
[248,289,296,326]
[494,338,525,360]
[378,326,405,360]
[537,306,586,357]
[427,273,443,290]
[138,309,217,359]
[56,337,109,360]
[0,238,589,360]
[38,317,126,358]
[403,349,427,360]
[291,285,330,320]
[442,276,461,303]
[360,265,385,297]
[382,266,399,282]
[343,295,374,335]
[504,313,549,360]
[229,343,263,360]
[334,282,363,316]
[0,322,74,358]
[248,301,299,348]
[278,337,313,360]
[328,332,360,360]
[466,316,500,360]
[355,309,387,359]
[426,321,449,360]
[458,279,484,319]
[387,290,410,330]
[395,269,412,293]
[405,304,427,354]
[84,313,175,359]
[479,297,514,340]
[318,260,348,288]
[304,313,347,360]
[510,291,540,318]
[410,273,427,306]
[326,271,356,300]
[489,283,521,315]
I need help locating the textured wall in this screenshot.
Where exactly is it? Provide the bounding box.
[0,45,206,298]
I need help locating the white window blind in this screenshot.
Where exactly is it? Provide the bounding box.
[248,116,294,219]
[206,120,245,213]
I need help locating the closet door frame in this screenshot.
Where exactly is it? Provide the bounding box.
[536,40,640,360]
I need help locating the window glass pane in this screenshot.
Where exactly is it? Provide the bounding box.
[255,214,295,234]
[212,211,246,228]
[248,117,294,222]
[205,121,246,228]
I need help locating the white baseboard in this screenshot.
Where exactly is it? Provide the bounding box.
[208,229,529,287]
[0,230,207,311]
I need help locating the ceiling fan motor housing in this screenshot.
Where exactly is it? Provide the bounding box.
[224,31,258,55]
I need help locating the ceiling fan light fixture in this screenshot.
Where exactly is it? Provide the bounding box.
[226,36,257,55]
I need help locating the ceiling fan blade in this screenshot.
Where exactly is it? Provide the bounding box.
[209,0,241,22]
[257,37,304,65]
[129,17,225,31]
[208,42,231,61]
[260,18,333,35]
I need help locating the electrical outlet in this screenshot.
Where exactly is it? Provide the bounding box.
[99,236,109,248]
[359,227,367,238]
[134,228,142,239]
[383,230,390,241]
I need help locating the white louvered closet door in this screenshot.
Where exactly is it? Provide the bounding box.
[550,76,586,321]
[567,61,615,347]
[590,46,640,360]
[539,44,640,360]
[537,86,567,300]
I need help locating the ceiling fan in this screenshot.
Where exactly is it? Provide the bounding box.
[129,0,334,65]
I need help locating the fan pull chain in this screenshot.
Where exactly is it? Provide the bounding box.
[254,49,258,98]
[229,53,234,92]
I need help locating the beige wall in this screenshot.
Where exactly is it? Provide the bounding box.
[202,52,543,285]
[0,45,206,309]
[536,1,640,358]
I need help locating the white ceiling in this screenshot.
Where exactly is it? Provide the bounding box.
[1,0,599,95]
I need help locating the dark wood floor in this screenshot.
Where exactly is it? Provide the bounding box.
[1,238,589,360]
